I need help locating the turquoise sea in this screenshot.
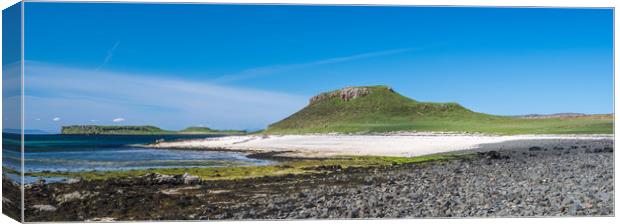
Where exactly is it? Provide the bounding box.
[2,133,271,183]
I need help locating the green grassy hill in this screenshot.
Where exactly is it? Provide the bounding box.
[265,86,613,135]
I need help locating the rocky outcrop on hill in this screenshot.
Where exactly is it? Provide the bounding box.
[309,86,393,104]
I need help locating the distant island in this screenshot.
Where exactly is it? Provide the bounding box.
[61,125,247,135]
[265,85,613,135]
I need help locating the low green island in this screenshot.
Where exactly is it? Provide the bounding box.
[61,125,247,135]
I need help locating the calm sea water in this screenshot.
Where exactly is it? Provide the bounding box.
[2,133,271,176]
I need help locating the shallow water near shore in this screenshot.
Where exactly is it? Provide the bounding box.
[2,133,272,183]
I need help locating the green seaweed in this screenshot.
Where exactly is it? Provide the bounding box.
[25,154,458,181]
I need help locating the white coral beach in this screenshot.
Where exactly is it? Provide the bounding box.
[149,133,613,158]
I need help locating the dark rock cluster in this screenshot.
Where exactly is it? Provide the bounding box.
[111,172,202,186]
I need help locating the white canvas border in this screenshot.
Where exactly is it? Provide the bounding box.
[0,1,616,224]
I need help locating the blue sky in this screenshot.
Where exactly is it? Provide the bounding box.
[22,3,613,132]
[2,2,21,131]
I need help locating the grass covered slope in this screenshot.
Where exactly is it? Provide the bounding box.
[265,86,612,135]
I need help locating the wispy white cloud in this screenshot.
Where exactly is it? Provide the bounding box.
[24,62,308,132]
[52,117,61,122]
[112,117,125,122]
[213,48,416,83]
[96,41,120,71]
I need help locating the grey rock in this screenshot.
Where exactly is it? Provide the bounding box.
[182,173,201,185]
[32,204,57,212]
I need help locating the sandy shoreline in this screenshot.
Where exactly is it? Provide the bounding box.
[148,134,614,158]
[19,139,614,220]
